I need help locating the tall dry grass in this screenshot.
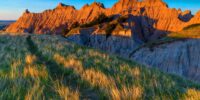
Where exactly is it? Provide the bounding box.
[54,80,80,100]
[0,34,200,99]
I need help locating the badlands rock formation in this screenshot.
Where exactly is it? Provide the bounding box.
[5,2,105,34]
[131,39,200,83]
[5,0,200,83]
[6,0,200,38]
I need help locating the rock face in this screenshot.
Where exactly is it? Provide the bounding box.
[131,39,200,83]
[4,0,200,83]
[6,2,105,34]
[6,0,200,37]
[179,10,193,22]
[67,26,139,57]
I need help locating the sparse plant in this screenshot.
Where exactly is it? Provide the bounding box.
[106,23,117,38]
[80,14,113,28]
[117,15,128,23]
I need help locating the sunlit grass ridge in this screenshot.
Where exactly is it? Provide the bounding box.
[0,34,199,99]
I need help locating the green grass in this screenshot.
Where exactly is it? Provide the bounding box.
[183,24,200,30]
[168,24,200,39]
[0,34,200,99]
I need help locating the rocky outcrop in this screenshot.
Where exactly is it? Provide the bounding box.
[179,10,193,22]
[186,11,200,27]
[67,27,138,57]
[6,2,105,34]
[5,0,200,39]
[130,39,200,83]
[67,25,200,83]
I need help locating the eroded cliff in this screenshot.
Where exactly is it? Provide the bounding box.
[5,0,200,40]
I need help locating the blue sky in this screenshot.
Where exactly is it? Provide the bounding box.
[0,0,200,20]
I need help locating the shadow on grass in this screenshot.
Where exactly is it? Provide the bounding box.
[79,48,200,99]
[26,35,106,99]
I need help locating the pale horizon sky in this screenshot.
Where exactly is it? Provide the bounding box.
[0,0,200,20]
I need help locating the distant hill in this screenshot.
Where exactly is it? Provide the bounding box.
[0,20,15,30]
[0,34,199,99]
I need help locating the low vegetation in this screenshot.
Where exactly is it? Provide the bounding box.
[168,24,200,39]
[105,23,117,38]
[0,34,200,99]
[117,15,129,23]
[183,24,200,30]
[80,14,113,28]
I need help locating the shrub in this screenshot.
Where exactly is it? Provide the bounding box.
[183,24,200,30]
[70,22,80,29]
[80,14,113,28]
[61,28,69,36]
[117,15,128,23]
[106,23,117,38]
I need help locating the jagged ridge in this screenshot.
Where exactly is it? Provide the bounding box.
[5,0,200,40]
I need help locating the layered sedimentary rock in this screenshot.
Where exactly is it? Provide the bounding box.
[6,0,200,37]
[131,39,200,83]
[67,27,138,57]
[6,2,105,34]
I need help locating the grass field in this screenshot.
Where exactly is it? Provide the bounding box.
[0,34,200,99]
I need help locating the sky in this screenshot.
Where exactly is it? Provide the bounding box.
[0,0,200,20]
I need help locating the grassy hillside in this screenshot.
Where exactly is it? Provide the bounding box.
[0,34,200,100]
[168,24,200,39]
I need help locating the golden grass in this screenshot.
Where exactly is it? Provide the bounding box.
[120,64,140,78]
[168,25,200,39]
[1,35,200,99]
[23,65,48,78]
[25,79,45,100]
[88,50,107,59]
[54,80,79,100]
[130,67,140,78]
[110,85,143,100]
[11,60,22,68]
[81,68,143,99]
[25,54,37,65]
[53,53,65,64]
[168,32,200,39]
[121,86,143,100]
[54,53,83,73]
[9,60,22,79]
[24,54,48,78]
[82,69,113,88]
[110,88,121,100]
[185,89,200,100]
